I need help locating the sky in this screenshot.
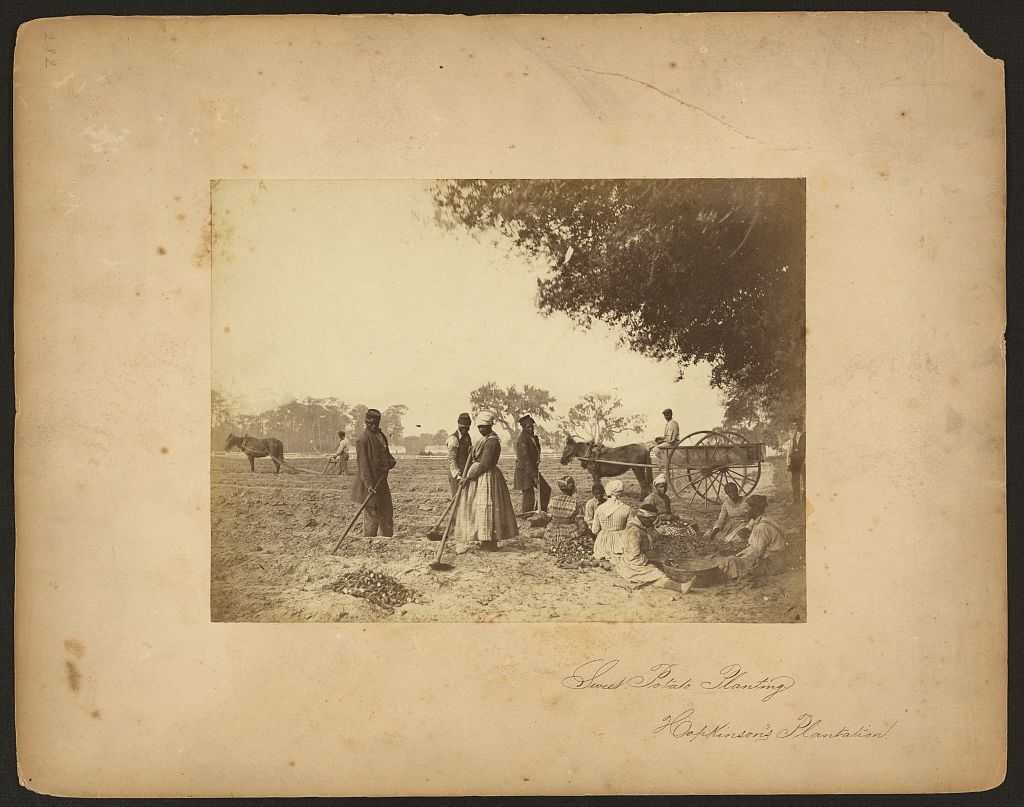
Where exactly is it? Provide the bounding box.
[211,180,725,439]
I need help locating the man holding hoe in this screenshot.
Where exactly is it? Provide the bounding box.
[351,408,397,537]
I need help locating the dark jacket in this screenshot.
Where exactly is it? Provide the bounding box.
[787,431,806,470]
[351,428,397,502]
[513,430,542,490]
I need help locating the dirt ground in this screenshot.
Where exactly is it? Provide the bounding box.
[211,453,805,623]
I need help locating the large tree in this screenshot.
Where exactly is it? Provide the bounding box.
[348,404,369,437]
[211,389,238,446]
[468,382,557,444]
[380,404,409,442]
[434,179,805,441]
[214,396,351,452]
[559,393,646,444]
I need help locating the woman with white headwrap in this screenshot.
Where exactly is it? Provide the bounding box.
[452,411,519,552]
[590,479,631,562]
[642,474,674,522]
[544,476,583,544]
[607,503,694,593]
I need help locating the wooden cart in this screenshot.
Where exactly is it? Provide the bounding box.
[659,430,766,507]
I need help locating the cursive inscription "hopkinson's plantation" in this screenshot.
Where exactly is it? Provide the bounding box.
[559,658,897,743]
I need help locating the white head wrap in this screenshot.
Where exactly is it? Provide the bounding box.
[654,474,667,487]
[476,411,496,426]
[605,479,625,496]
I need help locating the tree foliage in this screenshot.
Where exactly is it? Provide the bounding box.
[720,380,803,450]
[468,382,558,445]
[433,179,805,441]
[211,392,408,453]
[380,405,409,442]
[401,429,451,455]
[559,392,646,444]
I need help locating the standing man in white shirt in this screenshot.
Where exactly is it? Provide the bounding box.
[786,416,806,505]
[445,412,474,497]
[654,407,680,473]
[329,430,349,476]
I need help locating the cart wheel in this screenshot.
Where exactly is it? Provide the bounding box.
[666,430,762,507]
[714,430,762,501]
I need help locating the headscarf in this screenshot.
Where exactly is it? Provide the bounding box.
[604,479,624,497]
[557,476,576,495]
[653,474,667,487]
[635,502,659,524]
[476,411,496,426]
[746,494,768,517]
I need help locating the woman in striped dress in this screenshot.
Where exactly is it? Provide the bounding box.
[544,476,582,544]
[590,479,631,563]
[452,411,519,553]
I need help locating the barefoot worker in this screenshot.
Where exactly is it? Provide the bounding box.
[715,495,786,580]
[351,408,397,537]
[445,412,473,497]
[452,411,519,553]
[607,502,694,594]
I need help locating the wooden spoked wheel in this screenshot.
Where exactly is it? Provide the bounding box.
[666,430,762,507]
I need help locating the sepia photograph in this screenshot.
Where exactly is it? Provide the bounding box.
[211,178,806,622]
[13,12,1005,796]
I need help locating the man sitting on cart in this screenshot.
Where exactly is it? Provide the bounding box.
[652,408,680,473]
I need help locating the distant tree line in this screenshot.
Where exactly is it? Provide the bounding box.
[212,391,409,453]
[212,383,651,456]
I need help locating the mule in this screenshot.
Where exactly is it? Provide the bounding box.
[224,433,285,474]
[559,436,653,498]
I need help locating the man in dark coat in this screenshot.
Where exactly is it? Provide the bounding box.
[513,414,550,514]
[786,416,806,506]
[351,408,397,537]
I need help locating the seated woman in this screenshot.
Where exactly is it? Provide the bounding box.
[715,495,785,580]
[642,474,678,524]
[704,482,751,543]
[606,503,694,594]
[590,479,631,563]
[545,476,582,544]
[583,482,605,531]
